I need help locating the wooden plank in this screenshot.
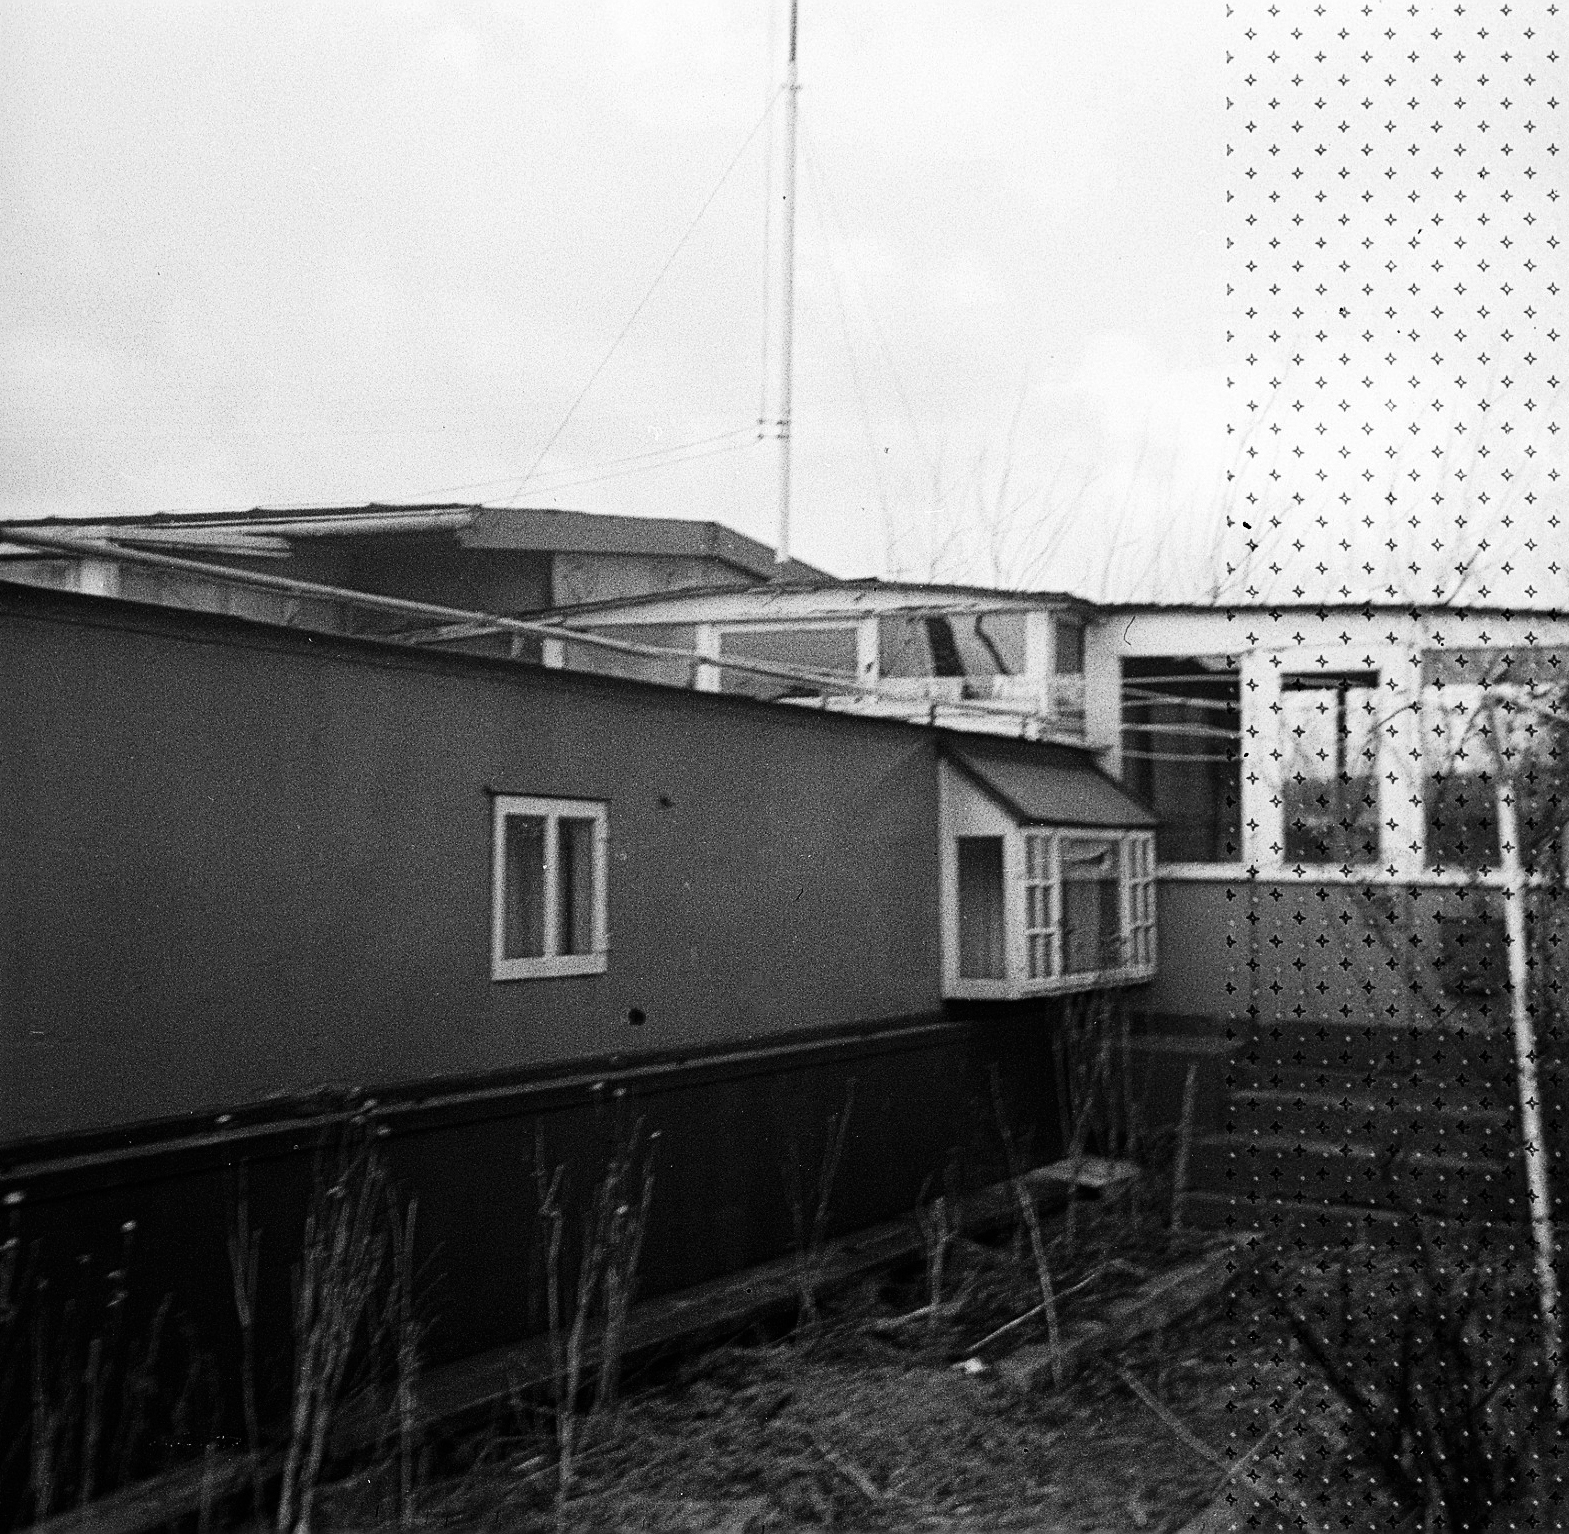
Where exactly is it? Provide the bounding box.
[995,1234,1262,1393]
[25,1450,269,1534]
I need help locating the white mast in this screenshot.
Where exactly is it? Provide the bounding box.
[773,0,800,569]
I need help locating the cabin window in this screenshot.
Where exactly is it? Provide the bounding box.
[956,837,1007,979]
[1120,657,1242,863]
[1053,618,1085,676]
[718,626,859,700]
[1026,830,1155,984]
[491,795,609,980]
[1422,649,1569,873]
[878,613,1027,689]
[1060,836,1124,975]
[1280,672,1380,866]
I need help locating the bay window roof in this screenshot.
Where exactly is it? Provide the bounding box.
[942,739,1156,831]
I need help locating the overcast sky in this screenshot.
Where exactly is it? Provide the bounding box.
[2,2,1224,585]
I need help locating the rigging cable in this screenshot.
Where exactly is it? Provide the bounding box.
[798,114,895,563]
[405,427,757,501]
[799,120,935,484]
[500,84,786,506]
[497,436,757,498]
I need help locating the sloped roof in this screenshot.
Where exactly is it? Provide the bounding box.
[0,505,830,582]
[944,737,1156,829]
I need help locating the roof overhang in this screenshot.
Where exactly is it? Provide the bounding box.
[0,505,832,581]
[541,580,1095,628]
[942,738,1156,830]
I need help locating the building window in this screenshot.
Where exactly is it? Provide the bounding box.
[1015,829,1156,990]
[879,613,1027,693]
[957,837,1007,979]
[1053,617,1085,676]
[1023,833,1059,981]
[1280,672,1380,866]
[1422,649,1569,873]
[1125,833,1157,968]
[491,795,608,980]
[718,626,859,700]
[1060,836,1122,975]
[1120,658,1242,863]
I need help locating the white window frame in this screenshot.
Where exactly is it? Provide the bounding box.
[943,822,1157,999]
[1016,828,1157,993]
[490,795,609,981]
[1124,832,1157,970]
[1022,830,1062,983]
[1276,667,1383,871]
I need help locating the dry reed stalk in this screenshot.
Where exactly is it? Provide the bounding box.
[77,1334,105,1509]
[989,1071,1063,1389]
[1062,1043,1109,1253]
[1116,1012,1144,1234]
[786,1082,857,1332]
[531,1117,658,1531]
[596,1132,657,1412]
[112,1291,172,1492]
[1120,1368,1325,1534]
[962,1256,1145,1359]
[914,1180,955,1337]
[276,1134,390,1534]
[30,1306,60,1523]
[1171,1062,1200,1233]
[226,1164,264,1518]
[869,1275,976,1337]
[558,1199,596,1527]
[533,1133,567,1417]
[382,1192,422,1530]
[197,1441,219,1534]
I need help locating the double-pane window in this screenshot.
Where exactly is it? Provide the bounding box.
[492,796,608,980]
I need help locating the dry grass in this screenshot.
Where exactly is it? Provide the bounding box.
[396,1198,1295,1534]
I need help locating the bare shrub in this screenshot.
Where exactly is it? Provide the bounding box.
[1268,1188,1555,1533]
[533,1116,659,1529]
[989,1069,1062,1389]
[276,1129,392,1534]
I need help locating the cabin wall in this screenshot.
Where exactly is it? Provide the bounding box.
[4,1010,1061,1406]
[0,588,941,1146]
[0,586,1076,1458]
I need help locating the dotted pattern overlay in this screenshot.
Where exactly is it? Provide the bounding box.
[1224,0,1567,608]
[1209,5,1569,1528]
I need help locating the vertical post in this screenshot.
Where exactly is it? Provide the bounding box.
[1492,703,1569,1419]
[854,616,879,689]
[773,0,800,569]
[1171,1061,1199,1232]
[1081,617,1121,770]
[693,624,722,692]
[1239,649,1282,873]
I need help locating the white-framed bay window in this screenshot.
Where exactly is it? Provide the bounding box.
[940,751,1158,1000]
[491,795,609,980]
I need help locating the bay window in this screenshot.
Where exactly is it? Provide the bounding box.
[941,747,1158,999]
